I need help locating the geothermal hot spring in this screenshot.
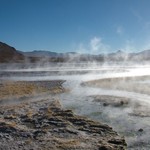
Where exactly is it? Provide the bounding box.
[1,63,150,149]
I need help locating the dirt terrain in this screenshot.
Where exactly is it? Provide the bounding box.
[0,80,127,150]
[0,99,126,150]
[0,80,66,100]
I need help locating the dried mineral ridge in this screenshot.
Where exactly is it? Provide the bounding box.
[0,99,127,150]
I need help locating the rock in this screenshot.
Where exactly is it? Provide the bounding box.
[103,102,109,106]
[0,99,127,149]
[91,95,130,107]
[138,128,143,132]
[0,122,17,134]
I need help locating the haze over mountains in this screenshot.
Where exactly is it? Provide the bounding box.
[0,41,150,63]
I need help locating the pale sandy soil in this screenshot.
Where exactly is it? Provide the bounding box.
[0,80,66,100]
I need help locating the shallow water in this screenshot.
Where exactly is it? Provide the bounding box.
[1,64,150,149]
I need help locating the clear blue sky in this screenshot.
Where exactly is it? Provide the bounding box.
[1,0,150,53]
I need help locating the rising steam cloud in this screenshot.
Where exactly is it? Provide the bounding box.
[76,37,110,54]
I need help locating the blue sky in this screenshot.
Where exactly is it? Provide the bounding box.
[1,0,150,53]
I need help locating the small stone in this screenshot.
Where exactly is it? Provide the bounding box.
[138,128,143,132]
[103,103,109,107]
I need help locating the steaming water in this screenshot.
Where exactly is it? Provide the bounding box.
[1,64,150,149]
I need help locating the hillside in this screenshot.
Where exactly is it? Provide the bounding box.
[22,50,59,57]
[0,42,24,63]
[0,41,150,63]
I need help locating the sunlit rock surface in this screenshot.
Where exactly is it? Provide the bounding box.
[0,99,126,150]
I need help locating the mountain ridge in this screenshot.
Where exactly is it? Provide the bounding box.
[0,41,150,63]
[0,42,25,63]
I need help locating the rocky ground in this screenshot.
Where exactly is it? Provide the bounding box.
[91,95,150,117]
[83,76,150,118]
[0,80,127,150]
[0,80,66,100]
[0,99,126,150]
[91,95,130,107]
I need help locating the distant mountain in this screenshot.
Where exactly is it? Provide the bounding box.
[105,49,150,61]
[0,42,24,63]
[107,50,129,61]
[22,50,79,58]
[22,50,60,57]
[131,49,150,60]
[0,41,150,63]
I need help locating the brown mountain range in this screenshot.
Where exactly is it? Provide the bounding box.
[0,41,150,63]
[0,42,24,63]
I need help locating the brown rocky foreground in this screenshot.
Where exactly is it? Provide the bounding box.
[0,80,127,149]
[0,99,126,150]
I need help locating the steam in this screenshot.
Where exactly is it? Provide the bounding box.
[76,37,110,54]
[121,40,136,52]
[0,48,150,149]
[116,26,124,35]
[90,37,110,54]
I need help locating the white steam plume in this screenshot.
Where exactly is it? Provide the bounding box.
[76,37,110,54]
